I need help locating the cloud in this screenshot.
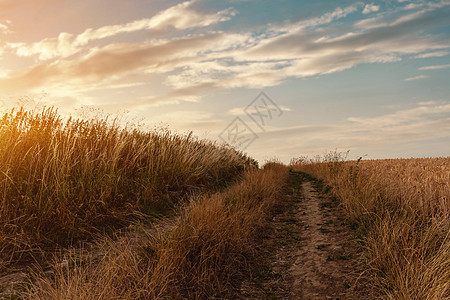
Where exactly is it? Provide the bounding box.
[403,3,424,10]
[276,4,360,32]
[354,16,389,29]
[418,100,442,105]
[419,64,450,70]
[415,51,449,58]
[405,74,428,81]
[428,0,450,9]
[228,105,292,116]
[74,2,235,45]
[242,6,449,61]
[222,6,447,87]
[165,60,287,91]
[1,1,450,107]
[246,102,450,161]
[8,32,78,60]
[7,0,235,60]
[363,4,380,14]
[347,103,450,127]
[0,20,12,35]
[0,32,249,93]
[146,110,224,132]
[303,5,359,28]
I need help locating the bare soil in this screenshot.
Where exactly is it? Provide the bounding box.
[239,171,374,299]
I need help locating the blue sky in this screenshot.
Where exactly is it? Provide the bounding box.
[0,0,449,162]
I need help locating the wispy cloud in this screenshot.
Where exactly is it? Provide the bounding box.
[228,105,291,116]
[74,1,235,44]
[148,110,224,132]
[269,4,361,37]
[363,4,380,14]
[354,16,388,29]
[299,5,360,29]
[7,1,235,60]
[418,100,443,105]
[1,0,449,108]
[347,103,450,127]
[405,74,428,81]
[403,3,424,10]
[0,20,12,35]
[0,33,248,92]
[0,22,8,31]
[419,64,450,70]
[415,51,449,58]
[247,102,450,161]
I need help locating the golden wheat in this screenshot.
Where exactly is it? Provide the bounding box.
[0,106,254,269]
[292,156,450,299]
[23,163,288,299]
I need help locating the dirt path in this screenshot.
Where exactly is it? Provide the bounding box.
[289,180,364,299]
[240,171,372,299]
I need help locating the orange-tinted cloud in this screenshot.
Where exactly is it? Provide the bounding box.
[1,1,449,109]
[7,1,235,60]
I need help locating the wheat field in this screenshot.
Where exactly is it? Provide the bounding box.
[0,106,254,269]
[291,156,450,299]
[0,106,290,299]
[2,105,449,299]
[23,162,288,299]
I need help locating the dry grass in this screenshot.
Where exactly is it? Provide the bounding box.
[291,155,450,299]
[23,163,288,299]
[0,106,254,268]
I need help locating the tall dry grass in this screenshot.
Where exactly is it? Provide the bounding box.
[0,106,254,268]
[292,155,450,299]
[24,163,288,299]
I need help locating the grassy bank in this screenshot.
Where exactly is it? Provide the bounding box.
[23,163,288,299]
[291,156,450,299]
[0,106,254,267]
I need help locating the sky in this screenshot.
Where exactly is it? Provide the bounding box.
[0,0,449,163]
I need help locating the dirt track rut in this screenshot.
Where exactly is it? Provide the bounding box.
[239,171,371,299]
[288,180,365,299]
